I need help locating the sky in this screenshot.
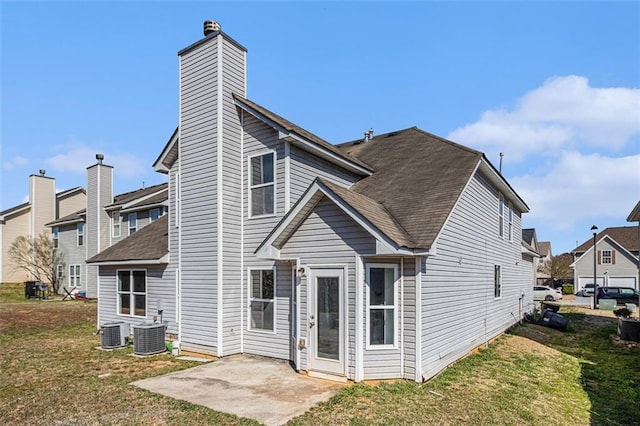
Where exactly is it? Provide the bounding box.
[1,1,639,255]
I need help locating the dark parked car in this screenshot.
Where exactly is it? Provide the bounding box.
[595,287,640,306]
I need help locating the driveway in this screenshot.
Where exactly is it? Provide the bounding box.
[132,354,345,425]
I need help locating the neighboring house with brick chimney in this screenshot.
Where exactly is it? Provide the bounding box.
[0,171,85,283]
[571,226,640,292]
[87,21,535,383]
[46,156,168,297]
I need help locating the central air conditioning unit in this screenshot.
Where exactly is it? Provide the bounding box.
[133,323,166,355]
[100,322,130,349]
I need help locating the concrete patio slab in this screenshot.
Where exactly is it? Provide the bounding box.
[132,354,345,425]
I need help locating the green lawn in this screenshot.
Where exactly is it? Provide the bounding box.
[1,282,638,425]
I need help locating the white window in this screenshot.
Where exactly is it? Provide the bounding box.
[508,203,513,241]
[601,250,612,264]
[117,270,146,317]
[494,265,502,298]
[69,265,81,287]
[112,210,121,237]
[150,208,160,222]
[498,194,504,237]
[249,152,275,217]
[366,264,398,348]
[52,227,59,249]
[249,269,275,331]
[128,212,137,235]
[57,264,64,281]
[77,223,84,246]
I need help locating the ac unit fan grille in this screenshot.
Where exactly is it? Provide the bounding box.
[133,323,166,355]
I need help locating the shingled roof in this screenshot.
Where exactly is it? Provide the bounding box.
[573,226,640,254]
[105,182,168,209]
[87,215,169,264]
[337,127,484,250]
[46,209,86,227]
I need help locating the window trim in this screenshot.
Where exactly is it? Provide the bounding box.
[116,269,147,318]
[247,267,276,334]
[52,227,59,249]
[150,208,160,222]
[69,264,81,288]
[498,193,504,238]
[248,151,276,219]
[507,202,513,242]
[494,264,502,299]
[77,223,84,246]
[601,249,612,265]
[57,264,64,282]
[112,210,121,238]
[128,212,137,235]
[365,263,399,350]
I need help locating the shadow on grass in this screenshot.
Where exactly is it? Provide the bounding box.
[513,310,640,426]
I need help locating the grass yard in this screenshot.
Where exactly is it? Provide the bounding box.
[1,282,638,425]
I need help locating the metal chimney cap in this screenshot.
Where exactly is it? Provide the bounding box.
[204,20,221,36]
[39,169,45,176]
[96,153,104,164]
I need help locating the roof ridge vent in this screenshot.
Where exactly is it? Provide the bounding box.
[204,20,221,36]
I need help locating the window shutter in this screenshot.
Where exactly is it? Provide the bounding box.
[597,250,601,264]
[612,250,616,265]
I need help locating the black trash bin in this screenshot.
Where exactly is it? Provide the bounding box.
[24,281,38,298]
[540,309,568,331]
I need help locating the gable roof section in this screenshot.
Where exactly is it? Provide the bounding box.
[256,178,423,259]
[538,241,552,256]
[46,209,86,227]
[56,186,86,200]
[86,215,169,265]
[337,127,529,250]
[0,201,30,220]
[522,228,536,247]
[573,226,639,254]
[233,95,374,177]
[105,183,168,210]
[153,127,179,173]
[628,200,640,222]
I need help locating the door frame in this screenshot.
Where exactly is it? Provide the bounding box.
[306,265,348,379]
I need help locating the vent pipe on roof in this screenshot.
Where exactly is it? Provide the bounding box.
[96,153,104,165]
[363,128,374,143]
[204,20,221,36]
[499,152,504,174]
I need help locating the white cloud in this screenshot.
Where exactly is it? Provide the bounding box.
[510,151,640,230]
[448,76,640,163]
[45,143,145,178]
[3,155,29,170]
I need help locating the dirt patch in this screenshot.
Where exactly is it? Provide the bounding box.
[502,333,559,356]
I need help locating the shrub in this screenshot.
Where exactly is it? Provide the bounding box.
[613,307,632,319]
[562,284,574,295]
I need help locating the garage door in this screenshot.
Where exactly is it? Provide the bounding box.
[578,277,604,289]
[608,277,638,289]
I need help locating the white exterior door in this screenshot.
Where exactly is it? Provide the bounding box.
[308,268,345,377]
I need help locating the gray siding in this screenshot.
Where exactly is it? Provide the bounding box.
[86,164,112,298]
[97,265,176,334]
[281,198,376,380]
[220,37,245,355]
[289,145,360,201]
[178,36,220,353]
[421,171,532,380]
[242,113,290,358]
[55,223,86,293]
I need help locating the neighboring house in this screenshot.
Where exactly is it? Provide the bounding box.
[521,228,540,286]
[536,241,552,285]
[88,21,534,383]
[46,156,168,296]
[571,226,640,291]
[0,170,85,283]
